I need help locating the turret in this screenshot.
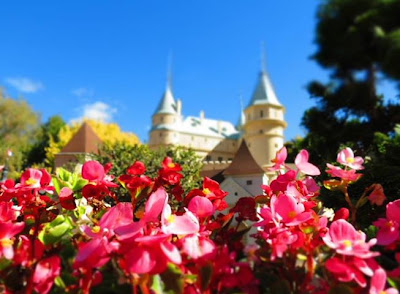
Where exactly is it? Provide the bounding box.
[243,68,287,169]
[149,82,181,148]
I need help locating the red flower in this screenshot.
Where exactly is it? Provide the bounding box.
[127,161,146,175]
[59,187,76,210]
[33,256,61,294]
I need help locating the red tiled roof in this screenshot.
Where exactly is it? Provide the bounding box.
[60,122,102,153]
[223,140,264,176]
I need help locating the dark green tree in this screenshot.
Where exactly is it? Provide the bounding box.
[299,0,400,165]
[24,115,66,168]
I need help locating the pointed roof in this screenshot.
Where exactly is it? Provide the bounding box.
[60,122,102,153]
[223,140,264,176]
[248,70,281,107]
[153,84,177,115]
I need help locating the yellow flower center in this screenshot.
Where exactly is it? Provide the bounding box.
[203,188,211,195]
[0,238,13,247]
[25,178,37,186]
[92,226,101,233]
[167,163,176,168]
[288,211,297,219]
[167,214,176,223]
[346,158,355,163]
[342,240,352,248]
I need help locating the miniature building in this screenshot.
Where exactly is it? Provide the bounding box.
[54,122,102,168]
[220,140,268,207]
[149,64,287,172]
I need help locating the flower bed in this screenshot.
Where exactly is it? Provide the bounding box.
[0,148,399,293]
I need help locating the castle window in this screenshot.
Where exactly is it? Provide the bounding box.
[275,143,278,148]
[218,156,223,162]
[234,192,238,196]
[260,110,264,117]
[160,117,164,123]
[259,130,263,134]
[246,180,253,185]
[205,155,211,161]
[159,132,162,137]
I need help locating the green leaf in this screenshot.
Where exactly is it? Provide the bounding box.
[52,177,62,195]
[160,263,184,294]
[57,167,72,182]
[72,178,88,192]
[38,215,73,245]
[151,275,163,294]
[54,276,66,288]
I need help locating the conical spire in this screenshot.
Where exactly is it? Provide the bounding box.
[153,84,177,115]
[248,44,281,107]
[236,95,246,130]
[153,54,177,116]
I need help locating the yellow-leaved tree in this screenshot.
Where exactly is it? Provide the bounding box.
[45,119,140,167]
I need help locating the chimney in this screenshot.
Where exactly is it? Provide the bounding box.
[176,99,182,115]
[217,121,222,134]
[200,110,205,123]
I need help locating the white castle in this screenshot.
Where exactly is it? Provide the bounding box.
[148,63,287,173]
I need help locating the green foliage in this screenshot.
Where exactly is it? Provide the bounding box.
[89,143,203,194]
[38,215,73,245]
[300,0,400,167]
[0,91,40,176]
[24,115,66,168]
[52,167,88,195]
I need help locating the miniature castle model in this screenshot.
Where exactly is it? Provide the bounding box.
[148,62,287,173]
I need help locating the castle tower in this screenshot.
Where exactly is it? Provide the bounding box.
[243,68,287,169]
[148,82,182,149]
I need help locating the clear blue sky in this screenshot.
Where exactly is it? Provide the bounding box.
[0,1,397,142]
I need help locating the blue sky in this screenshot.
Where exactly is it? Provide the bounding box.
[0,1,397,142]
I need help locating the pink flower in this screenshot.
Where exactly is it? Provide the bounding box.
[33,256,61,294]
[269,146,287,171]
[325,256,376,288]
[75,203,134,269]
[370,268,398,294]
[181,233,216,260]
[161,203,200,235]
[188,196,215,218]
[326,163,363,182]
[271,194,313,226]
[295,150,320,176]
[20,168,43,188]
[0,221,25,259]
[265,227,298,260]
[82,161,105,182]
[337,147,364,170]
[121,234,181,274]
[368,184,386,206]
[323,219,378,258]
[374,199,400,246]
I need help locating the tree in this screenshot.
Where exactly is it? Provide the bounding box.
[90,143,203,194]
[24,115,66,168]
[45,119,141,167]
[0,90,40,177]
[299,0,400,165]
